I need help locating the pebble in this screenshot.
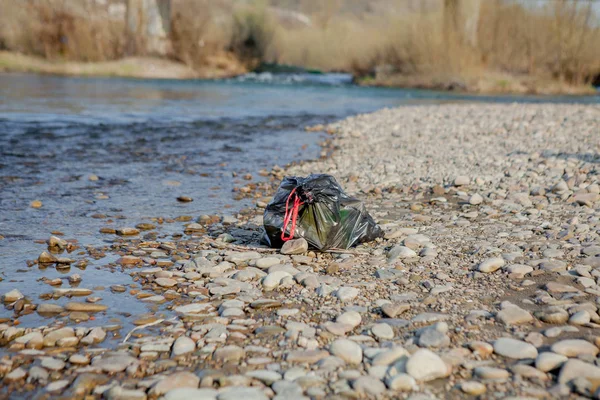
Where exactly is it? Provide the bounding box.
[352,376,386,396]
[37,303,65,314]
[496,302,533,325]
[551,339,599,357]
[213,345,245,363]
[477,257,505,273]
[336,311,362,328]
[329,339,363,364]
[474,366,510,380]
[41,357,65,371]
[105,386,148,400]
[2,289,24,303]
[336,287,360,302]
[461,381,486,395]
[65,302,108,312]
[469,193,484,205]
[150,371,200,396]
[262,270,292,290]
[4,367,26,382]
[386,373,416,391]
[172,336,196,357]
[246,370,282,385]
[494,337,538,359]
[255,257,281,269]
[558,359,600,384]
[371,322,394,340]
[405,349,449,381]
[218,387,268,400]
[164,388,218,400]
[388,245,418,262]
[45,380,70,393]
[569,310,591,325]
[381,302,410,318]
[156,277,178,287]
[280,238,308,255]
[116,227,140,236]
[372,346,409,366]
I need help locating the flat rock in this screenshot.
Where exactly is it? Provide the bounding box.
[174,303,213,314]
[43,327,75,347]
[217,387,268,400]
[477,257,505,273]
[474,366,509,380]
[372,346,409,366]
[494,338,538,359]
[156,278,178,287]
[105,386,148,400]
[116,227,140,236]
[164,388,218,400]
[246,370,282,385]
[4,367,26,382]
[45,380,70,393]
[213,345,245,363]
[151,372,200,396]
[92,353,138,373]
[496,302,533,325]
[551,339,599,357]
[41,357,65,371]
[286,350,329,363]
[255,257,281,269]
[381,303,410,318]
[37,303,65,314]
[64,302,107,312]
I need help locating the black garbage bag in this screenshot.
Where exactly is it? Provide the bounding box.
[263,174,383,251]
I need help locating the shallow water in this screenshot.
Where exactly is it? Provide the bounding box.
[0,73,598,337]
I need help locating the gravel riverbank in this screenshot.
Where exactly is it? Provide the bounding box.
[2,103,600,399]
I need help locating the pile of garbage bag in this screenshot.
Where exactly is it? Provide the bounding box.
[263,174,383,251]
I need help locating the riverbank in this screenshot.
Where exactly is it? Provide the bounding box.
[357,71,599,96]
[0,51,246,80]
[1,50,598,96]
[2,103,600,398]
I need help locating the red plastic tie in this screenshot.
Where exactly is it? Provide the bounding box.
[281,187,304,242]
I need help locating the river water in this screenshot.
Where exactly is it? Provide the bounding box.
[0,72,598,336]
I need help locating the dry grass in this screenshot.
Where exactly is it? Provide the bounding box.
[0,0,598,92]
[359,0,600,92]
[0,0,126,62]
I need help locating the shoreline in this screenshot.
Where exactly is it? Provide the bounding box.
[2,50,599,96]
[2,103,600,398]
